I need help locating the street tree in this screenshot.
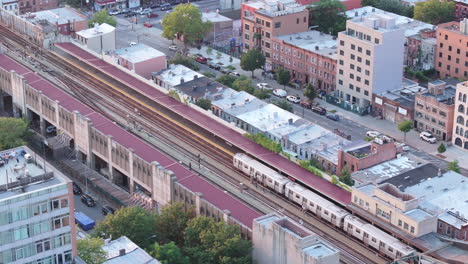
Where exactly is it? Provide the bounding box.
[0,117,30,151]
[304,83,317,102]
[340,166,354,186]
[93,207,157,249]
[414,0,455,25]
[77,237,107,264]
[361,0,413,16]
[240,49,266,78]
[437,143,446,153]
[232,76,255,94]
[310,0,347,36]
[275,68,290,89]
[448,160,461,173]
[150,242,190,264]
[273,100,293,113]
[195,98,212,110]
[183,217,253,264]
[216,74,237,87]
[398,120,413,143]
[161,4,213,48]
[64,0,81,8]
[155,203,195,246]
[88,9,117,27]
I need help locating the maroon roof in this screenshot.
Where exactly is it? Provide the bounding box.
[56,42,351,205]
[0,54,261,228]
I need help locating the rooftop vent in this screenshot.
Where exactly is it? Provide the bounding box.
[119,249,126,256]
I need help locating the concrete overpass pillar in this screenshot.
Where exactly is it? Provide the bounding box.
[39,117,46,136]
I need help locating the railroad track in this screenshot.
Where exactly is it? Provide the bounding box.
[0,24,388,264]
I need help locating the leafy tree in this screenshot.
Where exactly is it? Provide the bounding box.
[310,0,347,36]
[361,0,379,6]
[414,0,455,25]
[0,117,30,151]
[245,133,282,153]
[304,83,317,102]
[155,203,195,246]
[340,166,354,186]
[361,0,413,17]
[183,217,252,264]
[169,54,200,71]
[398,120,413,143]
[93,207,157,249]
[88,9,117,27]
[232,76,255,93]
[150,242,190,264]
[272,100,293,113]
[275,68,290,89]
[162,4,213,48]
[64,0,81,8]
[206,47,213,56]
[240,49,266,77]
[195,98,212,110]
[216,74,237,87]
[77,237,107,264]
[447,160,461,173]
[437,143,446,153]
[253,89,271,99]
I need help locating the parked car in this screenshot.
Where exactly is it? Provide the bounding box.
[208,61,221,70]
[129,41,137,46]
[160,3,172,10]
[121,8,130,13]
[220,67,231,74]
[143,22,152,28]
[72,182,82,195]
[109,10,121,15]
[397,143,410,151]
[311,106,327,115]
[229,71,240,77]
[273,89,287,97]
[151,3,161,8]
[102,205,115,216]
[327,114,340,121]
[147,12,158,18]
[420,131,436,143]
[139,8,152,15]
[286,95,301,104]
[366,130,381,138]
[257,83,272,90]
[195,56,208,64]
[168,45,178,52]
[300,100,312,109]
[80,194,96,207]
[124,11,136,17]
[46,125,56,133]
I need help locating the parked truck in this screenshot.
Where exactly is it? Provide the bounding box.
[74,211,96,231]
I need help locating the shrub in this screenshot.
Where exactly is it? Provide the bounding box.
[437,143,446,153]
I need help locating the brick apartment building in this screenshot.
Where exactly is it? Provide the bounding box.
[271,31,337,92]
[414,80,456,141]
[437,211,468,241]
[26,7,88,36]
[241,0,309,70]
[454,0,468,22]
[434,19,468,80]
[406,28,436,71]
[337,138,397,176]
[452,81,468,150]
[18,0,57,14]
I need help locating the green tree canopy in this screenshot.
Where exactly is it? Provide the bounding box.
[216,74,237,87]
[361,0,414,17]
[232,76,255,94]
[183,217,253,264]
[310,0,347,36]
[155,203,196,246]
[437,143,446,153]
[150,242,190,264]
[195,98,212,110]
[93,207,157,249]
[304,83,317,101]
[414,0,455,25]
[240,49,266,77]
[88,9,117,27]
[169,54,200,71]
[275,68,290,88]
[64,0,81,8]
[0,117,30,151]
[161,4,213,47]
[447,160,461,173]
[272,100,293,113]
[77,237,107,264]
[398,120,413,142]
[340,166,354,186]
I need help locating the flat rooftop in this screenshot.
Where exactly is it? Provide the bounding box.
[113,43,165,63]
[244,0,306,17]
[286,124,331,146]
[212,90,259,111]
[235,104,300,132]
[154,65,203,87]
[419,86,456,105]
[382,163,440,191]
[26,7,87,25]
[377,81,427,109]
[102,236,160,264]
[0,146,70,201]
[303,242,338,259]
[275,31,337,59]
[439,21,466,35]
[76,23,115,38]
[352,154,426,184]
[345,7,435,36]
[202,11,232,23]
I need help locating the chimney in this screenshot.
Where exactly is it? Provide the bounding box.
[288,118,293,124]
[180,77,184,84]
[428,80,446,96]
[119,249,126,256]
[460,18,468,35]
[437,168,442,177]
[194,75,198,79]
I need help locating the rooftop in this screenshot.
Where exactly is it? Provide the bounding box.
[404,208,433,222]
[113,43,165,64]
[174,76,229,101]
[235,104,300,133]
[0,146,70,201]
[202,11,232,23]
[154,64,203,87]
[314,135,353,164]
[345,6,435,36]
[244,0,307,17]
[438,211,467,230]
[286,124,331,146]
[382,163,441,191]
[212,90,259,111]
[76,23,115,38]
[439,20,467,35]
[352,154,426,185]
[275,30,338,59]
[102,236,160,264]
[25,7,87,25]
[419,84,456,105]
[377,79,427,109]
[303,242,338,259]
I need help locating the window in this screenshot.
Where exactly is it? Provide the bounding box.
[358,47,362,52]
[365,60,370,66]
[340,40,344,46]
[365,70,370,76]
[364,90,369,96]
[349,84,354,90]
[351,44,355,50]
[339,59,344,65]
[357,57,362,62]
[448,45,452,51]
[357,66,361,72]
[365,80,369,85]
[265,21,270,28]
[244,24,249,30]
[410,226,415,233]
[265,32,270,38]
[338,79,343,85]
[339,69,343,75]
[374,38,379,44]
[356,76,361,82]
[444,34,448,40]
[351,54,355,60]
[275,22,281,28]
[356,87,361,93]
[350,73,354,79]
[404,223,409,230]
[398,220,402,226]
[350,64,355,69]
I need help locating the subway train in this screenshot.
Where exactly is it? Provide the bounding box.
[233,153,416,260]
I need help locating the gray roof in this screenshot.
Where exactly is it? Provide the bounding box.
[102,236,160,264]
[113,43,165,63]
[28,7,86,25]
[382,163,441,191]
[174,77,229,101]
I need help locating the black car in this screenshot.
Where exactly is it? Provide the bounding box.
[80,194,96,207]
[73,182,82,195]
[311,106,327,115]
[102,205,116,216]
[160,3,172,11]
[208,62,221,70]
[150,3,160,8]
[326,114,340,121]
[124,11,136,17]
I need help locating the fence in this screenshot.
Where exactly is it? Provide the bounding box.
[325,94,369,116]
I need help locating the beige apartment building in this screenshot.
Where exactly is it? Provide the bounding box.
[336,14,405,111]
[414,80,456,141]
[351,183,437,238]
[453,81,468,150]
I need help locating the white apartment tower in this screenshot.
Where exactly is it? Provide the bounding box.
[336,14,405,110]
[453,81,468,150]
